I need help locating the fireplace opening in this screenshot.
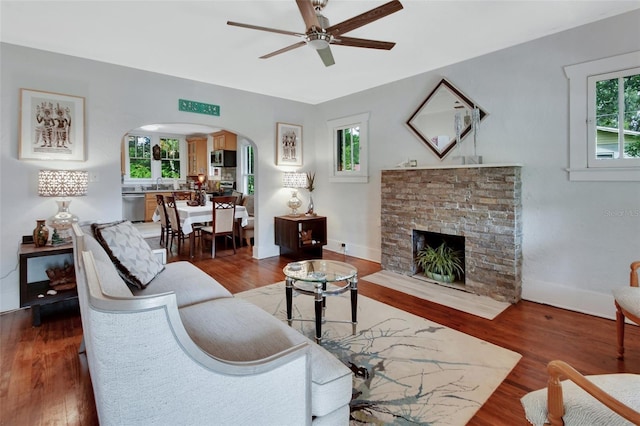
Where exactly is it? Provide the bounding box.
[412,230,466,286]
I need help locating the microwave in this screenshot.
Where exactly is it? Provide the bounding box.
[211,150,237,167]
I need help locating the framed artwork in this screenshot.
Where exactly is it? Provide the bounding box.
[19,88,85,161]
[211,166,222,180]
[276,122,303,166]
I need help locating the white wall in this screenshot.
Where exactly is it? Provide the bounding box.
[311,10,640,319]
[2,10,639,318]
[0,43,314,312]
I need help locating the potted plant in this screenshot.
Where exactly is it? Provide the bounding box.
[415,242,464,283]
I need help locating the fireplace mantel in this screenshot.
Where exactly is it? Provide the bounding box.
[382,162,523,171]
[380,165,522,303]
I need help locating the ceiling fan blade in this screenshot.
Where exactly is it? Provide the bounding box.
[296,0,321,31]
[227,21,304,37]
[316,45,335,67]
[332,36,395,50]
[326,0,403,36]
[260,41,307,59]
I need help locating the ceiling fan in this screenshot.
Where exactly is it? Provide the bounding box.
[227,0,403,67]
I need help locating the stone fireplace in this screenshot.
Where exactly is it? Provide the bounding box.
[381,165,522,303]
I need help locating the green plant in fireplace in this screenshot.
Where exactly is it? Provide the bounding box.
[415,242,464,283]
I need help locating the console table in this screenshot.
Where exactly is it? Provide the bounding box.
[19,243,77,326]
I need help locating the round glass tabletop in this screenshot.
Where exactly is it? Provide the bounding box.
[283,259,357,283]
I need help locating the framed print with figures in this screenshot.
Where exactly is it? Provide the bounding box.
[276,122,302,166]
[19,88,85,161]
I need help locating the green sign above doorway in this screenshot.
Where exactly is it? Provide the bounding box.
[178,99,220,116]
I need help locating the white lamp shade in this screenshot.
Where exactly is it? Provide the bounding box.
[282,172,307,189]
[38,170,88,197]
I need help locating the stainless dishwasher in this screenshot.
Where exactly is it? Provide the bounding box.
[122,193,146,222]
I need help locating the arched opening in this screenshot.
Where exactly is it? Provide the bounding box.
[120,122,258,249]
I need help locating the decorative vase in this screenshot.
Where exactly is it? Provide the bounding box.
[198,190,207,206]
[306,194,314,215]
[33,220,49,247]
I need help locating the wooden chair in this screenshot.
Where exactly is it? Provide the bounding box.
[155,194,171,247]
[200,196,236,258]
[613,261,640,359]
[241,194,254,246]
[172,191,193,201]
[520,360,640,425]
[165,196,189,254]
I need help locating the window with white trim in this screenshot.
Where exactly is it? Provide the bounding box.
[240,141,255,195]
[588,69,640,166]
[328,112,369,183]
[124,133,185,182]
[564,51,640,181]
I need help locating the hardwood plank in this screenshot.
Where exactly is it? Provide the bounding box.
[1,244,638,425]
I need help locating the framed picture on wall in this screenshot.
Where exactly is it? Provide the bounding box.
[276,122,302,166]
[19,88,85,161]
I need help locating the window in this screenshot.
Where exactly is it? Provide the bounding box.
[159,137,181,178]
[564,51,640,181]
[124,133,185,182]
[328,112,369,183]
[128,135,151,178]
[240,142,255,195]
[588,69,640,165]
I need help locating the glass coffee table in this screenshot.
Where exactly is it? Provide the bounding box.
[283,259,358,343]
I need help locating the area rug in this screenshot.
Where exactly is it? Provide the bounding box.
[235,282,522,425]
[361,270,511,320]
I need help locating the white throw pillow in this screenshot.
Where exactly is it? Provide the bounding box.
[92,221,164,289]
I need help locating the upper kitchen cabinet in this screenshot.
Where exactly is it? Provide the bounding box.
[213,130,237,151]
[187,136,208,177]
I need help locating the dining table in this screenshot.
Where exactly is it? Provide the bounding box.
[153,200,249,258]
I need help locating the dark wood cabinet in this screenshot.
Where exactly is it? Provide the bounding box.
[274,215,327,259]
[20,243,77,326]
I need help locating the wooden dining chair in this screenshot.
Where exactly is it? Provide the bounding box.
[165,196,189,254]
[155,194,171,247]
[200,196,236,258]
[172,191,193,201]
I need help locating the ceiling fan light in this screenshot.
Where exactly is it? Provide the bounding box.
[306,32,331,50]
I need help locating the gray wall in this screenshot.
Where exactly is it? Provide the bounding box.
[2,10,639,317]
[0,44,315,311]
[311,10,640,318]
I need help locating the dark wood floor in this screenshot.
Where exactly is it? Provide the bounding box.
[2,241,639,425]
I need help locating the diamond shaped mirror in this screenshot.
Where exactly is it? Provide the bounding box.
[407,79,487,160]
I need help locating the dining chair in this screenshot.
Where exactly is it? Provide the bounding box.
[613,261,640,359]
[155,194,171,247]
[200,196,236,258]
[241,194,254,246]
[172,191,193,201]
[165,196,190,254]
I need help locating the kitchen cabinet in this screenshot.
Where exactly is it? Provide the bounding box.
[145,192,172,222]
[187,137,208,176]
[212,131,237,151]
[274,215,327,259]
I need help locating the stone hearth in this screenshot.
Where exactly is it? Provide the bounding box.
[381,165,522,303]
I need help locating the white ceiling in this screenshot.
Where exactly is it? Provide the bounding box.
[2,1,640,105]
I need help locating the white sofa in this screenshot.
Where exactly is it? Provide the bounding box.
[71,222,352,425]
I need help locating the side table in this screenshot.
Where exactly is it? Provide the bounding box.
[274,215,327,259]
[19,243,77,326]
[283,259,358,343]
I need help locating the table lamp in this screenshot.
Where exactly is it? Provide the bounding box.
[38,170,88,243]
[282,172,307,216]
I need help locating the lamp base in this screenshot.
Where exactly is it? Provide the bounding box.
[287,190,302,216]
[47,199,79,244]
